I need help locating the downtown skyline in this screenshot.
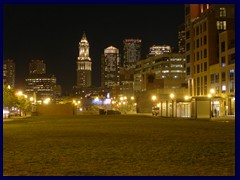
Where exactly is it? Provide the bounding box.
[3,4,184,93]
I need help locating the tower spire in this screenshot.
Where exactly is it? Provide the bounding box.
[81,31,87,41]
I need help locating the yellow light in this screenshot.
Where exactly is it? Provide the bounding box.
[131,96,134,100]
[123,102,126,105]
[152,95,157,101]
[78,101,81,104]
[124,96,127,100]
[184,95,189,100]
[208,94,212,98]
[72,100,76,103]
[210,88,215,94]
[23,95,28,98]
[16,91,23,96]
[170,93,175,99]
[120,97,124,101]
[43,98,50,104]
[7,85,11,89]
[30,97,34,101]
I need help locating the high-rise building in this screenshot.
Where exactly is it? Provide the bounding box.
[148,45,171,57]
[77,32,92,87]
[178,23,185,54]
[29,60,46,75]
[123,39,141,68]
[25,60,61,103]
[185,4,235,116]
[101,46,120,88]
[3,59,15,87]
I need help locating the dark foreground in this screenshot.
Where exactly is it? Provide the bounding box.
[3,115,235,176]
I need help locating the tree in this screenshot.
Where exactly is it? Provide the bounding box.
[3,85,17,108]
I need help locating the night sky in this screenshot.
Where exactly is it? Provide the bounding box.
[3,4,184,94]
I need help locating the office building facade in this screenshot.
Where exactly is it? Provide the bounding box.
[101,46,120,88]
[123,39,141,68]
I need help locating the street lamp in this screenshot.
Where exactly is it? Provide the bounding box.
[209,88,215,117]
[151,95,157,101]
[170,93,175,117]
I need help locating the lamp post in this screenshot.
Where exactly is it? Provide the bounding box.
[209,88,215,118]
[170,93,175,117]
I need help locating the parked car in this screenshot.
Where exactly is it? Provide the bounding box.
[152,106,160,116]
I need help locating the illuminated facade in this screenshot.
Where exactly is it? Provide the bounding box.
[148,45,171,57]
[178,23,185,54]
[3,59,15,87]
[185,4,235,116]
[77,32,92,87]
[101,46,120,88]
[25,60,61,103]
[123,39,141,68]
[134,53,186,91]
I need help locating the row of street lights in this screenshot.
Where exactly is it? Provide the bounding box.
[151,88,217,118]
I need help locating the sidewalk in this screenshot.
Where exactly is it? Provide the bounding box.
[3,115,31,122]
[210,115,235,121]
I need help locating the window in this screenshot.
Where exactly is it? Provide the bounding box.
[204,62,207,71]
[197,65,200,73]
[196,39,199,48]
[186,55,190,63]
[186,31,190,39]
[196,26,199,35]
[219,7,227,17]
[215,73,219,83]
[222,72,226,81]
[211,74,216,84]
[217,21,226,30]
[186,43,190,51]
[228,54,235,65]
[204,76,207,85]
[204,36,207,45]
[203,22,207,31]
[197,52,199,61]
[229,69,234,81]
[187,67,190,75]
[221,42,225,52]
[221,56,226,67]
[204,49,207,58]
[222,84,226,93]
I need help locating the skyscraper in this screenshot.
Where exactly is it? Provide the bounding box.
[3,59,15,87]
[77,32,92,87]
[101,46,120,88]
[123,39,141,68]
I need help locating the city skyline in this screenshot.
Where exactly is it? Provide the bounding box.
[3,4,184,93]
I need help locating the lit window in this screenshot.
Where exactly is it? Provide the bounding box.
[222,85,226,92]
[216,21,226,30]
[219,7,226,17]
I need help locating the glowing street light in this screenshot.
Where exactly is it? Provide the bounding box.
[43,98,51,104]
[184,95,189,100]
[16,91,23,96]
[151,95,157,101]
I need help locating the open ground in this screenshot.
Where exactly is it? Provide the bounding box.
[3,115,235,176]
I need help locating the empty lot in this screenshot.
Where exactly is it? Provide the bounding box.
[3,115,235,176]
